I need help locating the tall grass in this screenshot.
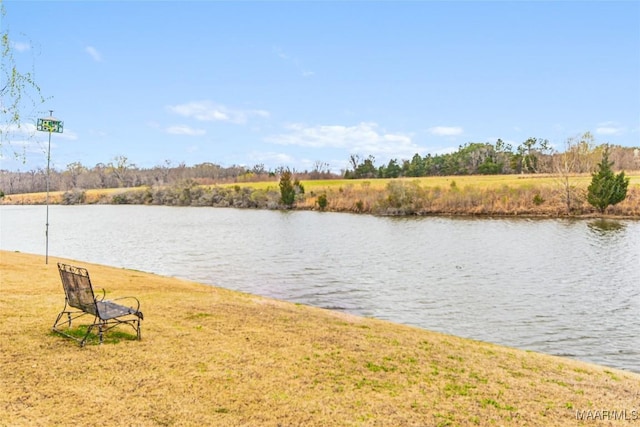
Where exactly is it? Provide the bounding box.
[298,176,640,217]
[3,173,640,217]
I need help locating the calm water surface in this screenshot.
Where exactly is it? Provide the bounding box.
[1,205,639,372]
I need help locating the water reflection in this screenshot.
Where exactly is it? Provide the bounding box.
[588,219,626,235]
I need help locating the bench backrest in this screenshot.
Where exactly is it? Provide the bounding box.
[57,263,98,316]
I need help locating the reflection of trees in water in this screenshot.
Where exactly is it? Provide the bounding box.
[587,219,626,236]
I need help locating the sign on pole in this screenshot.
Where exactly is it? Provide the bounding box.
[37,112,64,264]
[37,118,64,133]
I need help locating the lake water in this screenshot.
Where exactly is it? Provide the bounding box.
[1,205,639,372]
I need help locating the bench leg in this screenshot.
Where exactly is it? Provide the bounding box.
[80,323,95,347]
[52,311,71,330]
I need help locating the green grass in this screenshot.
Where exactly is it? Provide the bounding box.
[52,324,138,345]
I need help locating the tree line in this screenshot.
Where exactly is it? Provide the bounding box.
[0,158,301,196]
[346,134,639,179]
[1,133,638,196]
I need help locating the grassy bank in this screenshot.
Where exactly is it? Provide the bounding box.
[293,173,640,216]
[1,250,638,426]
[2,173,640,217]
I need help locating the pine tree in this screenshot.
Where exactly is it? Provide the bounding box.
[279,170,296,207]
[587,147,629,213]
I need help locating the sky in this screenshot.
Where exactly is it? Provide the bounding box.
[1,0,639,174]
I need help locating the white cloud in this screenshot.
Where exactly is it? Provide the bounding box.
[0,140,46,165]
[165,125,206,136]
[89,129,109,138]
[596,127,621,135]
[428,126,463,136]
[0,122,36,135]
[56,129,78,141]
[85,46,103,62]
[1,122,76,141]
[266,122,421,160]
[11,41,31,52]
[273,47,289,60]
[248,151,294,165]
[167,101,269,124]
[273,46,314,78]
[595,122,624,136]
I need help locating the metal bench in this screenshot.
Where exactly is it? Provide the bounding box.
[53,263,143,346]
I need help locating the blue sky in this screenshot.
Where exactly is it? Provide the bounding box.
[2,0,639,173]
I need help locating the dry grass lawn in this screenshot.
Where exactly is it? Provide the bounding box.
[1,250,638,426]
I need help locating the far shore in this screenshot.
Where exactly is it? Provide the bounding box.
[2,173,640,218]
[1,250,639,426]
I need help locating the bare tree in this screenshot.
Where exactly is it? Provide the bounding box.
[1,2,47,158]
[311,160,330,179]
[108,155,135,187]
[63,161,86,189]
[348,154,361,174]
[553,132,596,213]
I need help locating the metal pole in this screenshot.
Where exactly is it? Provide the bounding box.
[38,110,62,265]
[45,128,52,264]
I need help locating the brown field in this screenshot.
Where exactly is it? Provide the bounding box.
[1,250,638,426]
[2,173,640,217]
[292,173,640,217]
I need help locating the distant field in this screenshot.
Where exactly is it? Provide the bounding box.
[3,173,639,217]
[229,172,640,192]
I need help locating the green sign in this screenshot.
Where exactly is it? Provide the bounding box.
[37,118,64,133]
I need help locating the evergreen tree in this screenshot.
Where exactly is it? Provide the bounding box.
[279,169,296,207]
[587,147,629,213]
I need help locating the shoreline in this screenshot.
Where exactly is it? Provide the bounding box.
[1,250,639,426]
[1,173,639,218]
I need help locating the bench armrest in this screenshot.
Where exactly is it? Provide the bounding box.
[111,296,141,312]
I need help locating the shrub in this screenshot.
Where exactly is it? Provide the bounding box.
[111,192,129,204]
[279,170,296,207]
[587,147,630,213]
[317,193,328,210]
[61,189,86,205]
